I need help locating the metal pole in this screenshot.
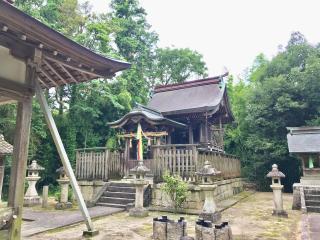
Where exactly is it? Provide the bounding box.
[35,82,94,231]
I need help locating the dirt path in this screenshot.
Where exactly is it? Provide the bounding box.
[23,192,301,240]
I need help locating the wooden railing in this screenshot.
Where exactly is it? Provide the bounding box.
[75,145,241,182]
[75,148,124,180]
[151,144,241,182]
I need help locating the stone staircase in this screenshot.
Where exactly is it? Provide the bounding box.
[304,186,320,213]
[96,182,135,208]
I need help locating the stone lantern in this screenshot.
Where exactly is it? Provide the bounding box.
[24,160,44,206]
[196,161,221,223]
[267,164,288,217]
[55,166,72,210]
[129,161,150,217]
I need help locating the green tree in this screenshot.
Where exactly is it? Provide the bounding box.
[225,32,320,191]
[149,47,208,87]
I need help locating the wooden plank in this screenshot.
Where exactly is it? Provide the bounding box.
[8,99,32,240]
[177,150,181,176]
[36,83,94,231]
[173,147,176,174]
[168,148,172,174]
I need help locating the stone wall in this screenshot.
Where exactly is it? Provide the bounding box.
[151,178,244,214]
[78,180,106,205]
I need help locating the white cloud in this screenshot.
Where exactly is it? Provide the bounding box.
[81,0,320,79]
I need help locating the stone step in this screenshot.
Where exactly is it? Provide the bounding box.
[99,197,134,205]
[305,194,320,201]
[305,200,320,207]
[306,206,320,213]
[109,182,134,188]
[304,189,320,195]
[103,191,135,199]
[107,186,135,193]
[96,202,127,208]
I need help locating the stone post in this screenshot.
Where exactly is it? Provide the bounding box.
[196,161,221,223]
[129,161,150,217]
[55,167,73,210]
[199,184,221,223]
[42,185,48,208]
[24,160,44,206]
[153,216,188,240]
[267,164,288,217]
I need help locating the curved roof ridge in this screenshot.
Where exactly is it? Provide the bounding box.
[153,72,228,93]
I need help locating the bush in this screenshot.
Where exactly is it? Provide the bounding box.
[161,173,188,212]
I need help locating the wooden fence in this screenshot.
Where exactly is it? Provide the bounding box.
[75,148,124,180]
[75,145,241,182]
[151,144,241,182]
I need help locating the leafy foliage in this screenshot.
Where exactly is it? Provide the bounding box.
[225,32,319,192]
[161,173,188,211]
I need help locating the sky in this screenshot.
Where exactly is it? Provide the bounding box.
[80,0,320,78]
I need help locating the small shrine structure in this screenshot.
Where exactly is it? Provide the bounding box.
[287,127,320,212]
[75,74,240,183]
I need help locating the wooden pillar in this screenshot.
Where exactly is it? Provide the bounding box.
[0,155,5,201]
[188,125,194,144]
[124,138,130,176]
[8,99,33,240]
[200,123,207,143]
[167,133,172,144]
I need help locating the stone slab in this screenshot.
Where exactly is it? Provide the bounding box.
[301,212,320,240]
[21,206,124,237]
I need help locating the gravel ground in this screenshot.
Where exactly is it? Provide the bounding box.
[23,192,301,240]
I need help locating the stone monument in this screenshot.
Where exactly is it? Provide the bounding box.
[24,160,44,206]
[196,160,221,223]
[267,164,288,217]
[129,161,150,217]
[55,166,72,210]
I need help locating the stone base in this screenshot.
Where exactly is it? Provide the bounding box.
[272,210,288,218]
[83,229,99,238]
[199,211,221,223]
[292,183,301,210]
[24,196,41,207]
[55,202,73,210]
[129,207,149,217]
[300,177,320,186]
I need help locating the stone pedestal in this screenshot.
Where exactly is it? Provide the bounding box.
[292,183,301,210]
[129,179,148,217]
[24,175,41,206]
[199,184,221,223]
[271,184,288,217]
[153,216,187,240]
[55,178,72,210]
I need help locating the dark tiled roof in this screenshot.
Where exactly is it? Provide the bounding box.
[287,127,320,153]
[0,2,130,89]
[147,74,232,118]
[108,104,187,129]
[0,134,13,155]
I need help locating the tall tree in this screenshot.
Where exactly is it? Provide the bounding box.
[149,47,208,87]
[225,32,320,191]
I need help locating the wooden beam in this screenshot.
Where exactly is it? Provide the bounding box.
[39,68,59,87]
[58,63,78,83]
[44,55,106,78]
[0,77,34,98]
[8,98,32,240]
[118,131,168,138]
[37,76,51,89]
[43,59,68,84]
[35,82,95,233]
